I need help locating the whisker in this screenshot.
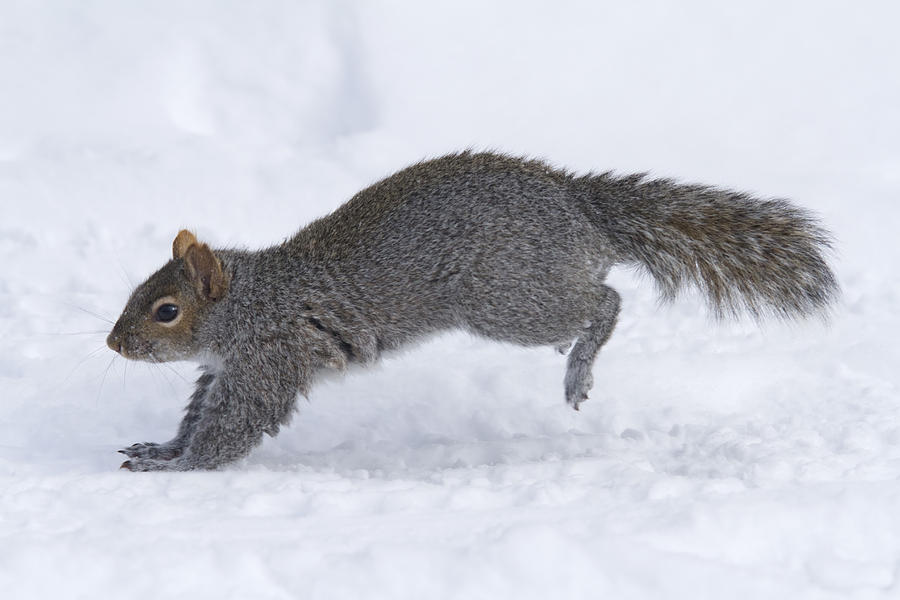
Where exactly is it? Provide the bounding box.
[160,362,189,384]
[58,345,109,389]
[151,362,180,398]
[66,302,114,325]
[144,358,164,394]
[117,258,136,291]
[97,355,117,403]
[44,330,110,336]
[143,352,177,397]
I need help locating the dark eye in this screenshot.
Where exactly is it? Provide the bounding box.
[155,303,179,323]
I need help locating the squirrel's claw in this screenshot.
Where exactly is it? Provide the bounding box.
[572,393,588,411]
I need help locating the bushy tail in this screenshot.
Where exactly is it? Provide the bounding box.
[582,173,839,320]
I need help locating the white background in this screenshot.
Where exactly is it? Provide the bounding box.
[1,1,899,598]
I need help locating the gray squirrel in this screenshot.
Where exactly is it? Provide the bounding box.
[107,151,838,471]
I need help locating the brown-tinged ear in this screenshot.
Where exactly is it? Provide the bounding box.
[173,229,199,260]
[183,243,228,301]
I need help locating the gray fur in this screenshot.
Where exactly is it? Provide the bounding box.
[111,151,839,471]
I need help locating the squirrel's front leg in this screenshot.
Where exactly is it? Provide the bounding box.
[121,353,305,471]
[119,368,216,461]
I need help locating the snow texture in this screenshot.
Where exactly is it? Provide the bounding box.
[2,1,899,598]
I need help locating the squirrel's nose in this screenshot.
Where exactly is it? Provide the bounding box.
[106,332,122,354]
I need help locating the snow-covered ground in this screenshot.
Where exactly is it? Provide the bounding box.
[2,1,900,598]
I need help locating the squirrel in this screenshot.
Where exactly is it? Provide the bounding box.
[108,151,839,471]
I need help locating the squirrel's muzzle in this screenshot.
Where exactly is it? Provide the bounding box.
[107,331,122,354]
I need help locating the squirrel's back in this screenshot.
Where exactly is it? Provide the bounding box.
[288,151,836,321]
[282,152,615,346]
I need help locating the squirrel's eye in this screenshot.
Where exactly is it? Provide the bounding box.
[155,303,179,323]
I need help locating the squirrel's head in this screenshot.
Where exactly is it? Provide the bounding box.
[107,230,230,362]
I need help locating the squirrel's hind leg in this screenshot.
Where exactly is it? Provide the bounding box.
[564,286,620,410]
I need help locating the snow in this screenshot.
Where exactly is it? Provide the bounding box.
[2,1,899,598]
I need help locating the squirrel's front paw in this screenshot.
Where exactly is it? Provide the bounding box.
[119,442,183,460]
[120,456,191,472]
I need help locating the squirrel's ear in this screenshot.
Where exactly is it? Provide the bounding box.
[183,243,228,301]
[173,229,199,260]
